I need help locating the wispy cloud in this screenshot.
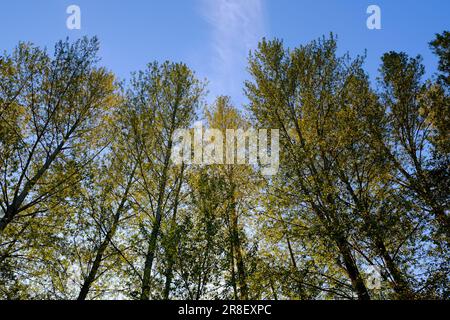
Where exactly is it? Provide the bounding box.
[200,0,266,103]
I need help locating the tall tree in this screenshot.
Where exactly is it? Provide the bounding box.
[75,113,139,300]
[124,62,204,300]
[378,51,449,241]
[246,36,371,299]
[0,37,117,233]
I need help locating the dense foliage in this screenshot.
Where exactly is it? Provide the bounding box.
[0,33,448,300]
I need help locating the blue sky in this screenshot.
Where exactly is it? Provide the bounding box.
[0,0,449,105]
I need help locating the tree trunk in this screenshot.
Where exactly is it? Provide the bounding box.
[163,165,184,300]
[140,141,173,300]
[375,238,413,299]
[335,236,371,300]
[230,200,248,300]
[77,235,110,300]
[77,165,136,300]
[140,214,163,300]
[313,202,371,300]
[0,209,15,233]
[229,238,238,300]
[163,259,175,300]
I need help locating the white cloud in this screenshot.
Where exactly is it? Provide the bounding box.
[200,0,265,103]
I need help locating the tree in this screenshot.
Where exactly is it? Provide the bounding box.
[378,51,449,241]
[123,62,205,300]
[0,37,117,233]
[246,36,373,299]
[75,111,138,300]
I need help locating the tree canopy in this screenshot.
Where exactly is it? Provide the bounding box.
[0,32,448,300]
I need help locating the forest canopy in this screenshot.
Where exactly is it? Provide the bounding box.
[0,32,449,300]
